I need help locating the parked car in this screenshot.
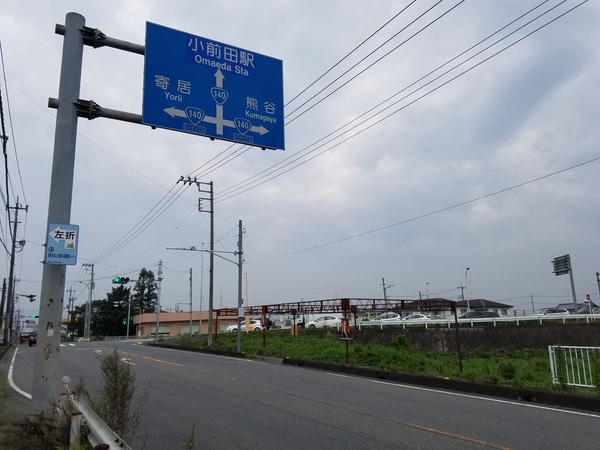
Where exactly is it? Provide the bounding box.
[403,313,430,321]
[242,320,263,331]
[534,308,569,316]
[306,316,341,328]
[371,312,402,322]
[459,311,500,319]
[28,332,37,346]
[225,324,237,333]
[226,319,264,332]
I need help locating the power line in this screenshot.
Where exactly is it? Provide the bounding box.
[214,0,584,203]
[246,155,600,265]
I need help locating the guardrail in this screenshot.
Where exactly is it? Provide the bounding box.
[356,313,600,329]
[61,376,131,450]
[549,345,600,388]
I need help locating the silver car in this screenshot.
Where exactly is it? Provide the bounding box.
[306,316,341,329]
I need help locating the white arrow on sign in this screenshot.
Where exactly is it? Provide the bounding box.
[164,106,187,118]
[49,225,77,250]
[164,107,270,136]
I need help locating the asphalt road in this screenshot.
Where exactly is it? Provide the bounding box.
[8,340,600,449]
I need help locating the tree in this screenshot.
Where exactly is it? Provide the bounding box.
[131,268,158,314]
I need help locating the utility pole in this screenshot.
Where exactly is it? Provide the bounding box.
[6,198,27,344]
[465,268,471,311]
[0,279,6,343]
[155,260,163,343]
[33,12,85,411]
[382,278,393,310]
[236,220,244,353]
[178,176,214,345]
[189,268,193,337]
[596,272,600,305]
[82,263,94,339]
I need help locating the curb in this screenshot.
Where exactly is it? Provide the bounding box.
[282,358,600,413]
[148,341,600,413]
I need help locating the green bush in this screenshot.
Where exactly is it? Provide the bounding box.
[176,330,596,395]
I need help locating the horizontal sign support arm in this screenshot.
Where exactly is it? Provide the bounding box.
[55,23,145,55]
[48,98,144,125]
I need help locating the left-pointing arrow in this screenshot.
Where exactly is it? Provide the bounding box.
[164,106,187,118]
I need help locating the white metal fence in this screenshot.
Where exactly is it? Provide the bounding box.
[548,345,600,388]
[356,313,600,330]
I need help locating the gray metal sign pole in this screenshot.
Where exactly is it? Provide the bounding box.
[32,12,85,411]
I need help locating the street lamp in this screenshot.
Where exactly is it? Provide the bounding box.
[465,268,471,311]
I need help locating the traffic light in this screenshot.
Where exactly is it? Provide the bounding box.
[123,318,127,324]
[31,315,39,318]
[112,276,130,284]
[28,294,36,302]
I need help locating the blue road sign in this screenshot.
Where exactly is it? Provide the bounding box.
[45,223,79,265]
[143,22,285,150]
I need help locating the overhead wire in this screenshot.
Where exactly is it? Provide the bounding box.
[246,155,600,265]
[101,0,579,261]
[86,4,427,262]
[284,0,454,123]
[214,0,580,203]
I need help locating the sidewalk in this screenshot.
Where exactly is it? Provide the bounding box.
[0,345,32,422]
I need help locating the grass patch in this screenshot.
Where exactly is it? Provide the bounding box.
[176,329,594,394]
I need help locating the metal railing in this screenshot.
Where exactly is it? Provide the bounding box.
[356,313,600,329]
[548,345,600,388]
[61,376,131,449]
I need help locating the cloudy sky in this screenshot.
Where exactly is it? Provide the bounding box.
[1,0,599,319]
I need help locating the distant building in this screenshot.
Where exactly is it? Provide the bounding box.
[556,302,600,314]
[454,299,513,317]
[133,311,237,338]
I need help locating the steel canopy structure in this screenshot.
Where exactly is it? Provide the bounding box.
[217,298,457,320]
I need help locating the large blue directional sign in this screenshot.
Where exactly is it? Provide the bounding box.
[143,23,285,150]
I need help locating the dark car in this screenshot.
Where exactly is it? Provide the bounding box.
[459,311,500,319]
[28,332,37,346]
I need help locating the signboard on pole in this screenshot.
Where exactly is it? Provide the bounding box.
[551,254,571,276]
[143,22,285,150]
[45,223,79,265]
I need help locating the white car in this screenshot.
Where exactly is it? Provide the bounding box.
[403,313,430,321]
[243,319,264,331]
[225,323,238,333]
[306,316,341,329]
[534,308,569,316]
[371,312,402,322]
[225,319,264,332]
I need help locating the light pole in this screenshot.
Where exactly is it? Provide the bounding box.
[465,268,471,311]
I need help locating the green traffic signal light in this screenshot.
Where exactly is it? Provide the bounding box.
[112,276,130,284]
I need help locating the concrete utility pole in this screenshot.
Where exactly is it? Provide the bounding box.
[5,198,27,344]
[382,278,393,310]
[178,177,214,345]
[0,279,6,342]
[33,12,85,411]
[155,260,163,343]
[236,220,244,353]
[82,263,94,339]
[189,268,193,336]
[465,268,471,311]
